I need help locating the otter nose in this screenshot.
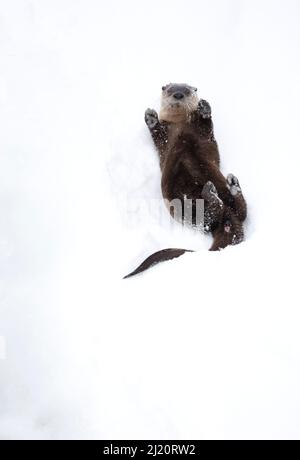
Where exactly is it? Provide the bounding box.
[173,92,184,100]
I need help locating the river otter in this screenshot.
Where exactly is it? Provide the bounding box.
[124,83,247,279]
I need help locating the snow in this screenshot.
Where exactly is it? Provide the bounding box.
[1,0,300,440]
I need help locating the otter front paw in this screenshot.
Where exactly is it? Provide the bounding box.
[145,108,159,129]
[198,99,211,119]
[226,174,242,196]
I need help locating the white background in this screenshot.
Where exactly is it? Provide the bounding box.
[0,0,300,439]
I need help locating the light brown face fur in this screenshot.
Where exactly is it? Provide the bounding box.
[159,83,199,124]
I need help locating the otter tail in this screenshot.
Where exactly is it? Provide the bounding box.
[123,248,193,279]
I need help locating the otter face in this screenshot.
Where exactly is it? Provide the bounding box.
[159,83,199,123]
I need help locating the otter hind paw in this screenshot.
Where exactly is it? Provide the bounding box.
[198,99,211,119]
[227,174,242,196]
[145,108,159,128]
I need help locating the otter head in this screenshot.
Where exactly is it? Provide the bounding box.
[159,83,199,124]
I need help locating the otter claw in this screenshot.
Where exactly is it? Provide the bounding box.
[145,108,159,128]
[198,99,211,119]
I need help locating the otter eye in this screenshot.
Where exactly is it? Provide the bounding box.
[194,87,198,92]
[162,86,167,91]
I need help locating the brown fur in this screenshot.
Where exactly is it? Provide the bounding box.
[124,84,247,279]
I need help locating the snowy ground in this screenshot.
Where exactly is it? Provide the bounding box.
[1,0,300,440]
